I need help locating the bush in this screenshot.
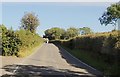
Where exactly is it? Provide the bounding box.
[1,25,44,57]
[1,25,21,56]
[67,31,118,55]
[52,31,119,60]
[16,29,44,49]
[51,31,120,76]
[102,34,118,55]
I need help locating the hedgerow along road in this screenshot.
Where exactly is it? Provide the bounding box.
[10,43,103,77]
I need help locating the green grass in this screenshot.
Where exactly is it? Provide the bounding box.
[18,42,44,58]
[61,46,120,76]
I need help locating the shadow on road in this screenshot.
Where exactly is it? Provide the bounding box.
[2,64,94,77]
[1,43,103,77]
[53,44,103,77]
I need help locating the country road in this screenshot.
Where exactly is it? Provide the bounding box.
[1,43,103,77]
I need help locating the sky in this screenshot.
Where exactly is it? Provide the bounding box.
[1,2,118,36]
[1,0,119,2]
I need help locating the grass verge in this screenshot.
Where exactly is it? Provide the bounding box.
[18,43,44,58]
[61,45,119,76]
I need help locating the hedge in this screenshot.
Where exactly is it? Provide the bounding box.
[1,25,44,57]
[51,31,120,62]
[51,31,120,76]
[1,25,22,56]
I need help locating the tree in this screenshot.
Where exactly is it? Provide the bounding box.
[66,27,79,39]
[79,27,93,35]
[44,27,65,40]
[44,27,80,40]
[21,12,39,33]
[99,2,120,29]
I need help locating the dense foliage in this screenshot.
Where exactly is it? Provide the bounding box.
[1,25,44,57]
[79,27,93,35]
[52,31,119,56]
[44,27,85,40]
[1,12,44,57]
[16,29,43,49]
[44,27,65,40]
[1,25,22,56]
[51,31,120,76]
[21,12,39,33]
[99,2,120,26]
[65,27,79,39]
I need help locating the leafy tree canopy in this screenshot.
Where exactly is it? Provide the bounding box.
[79,27,93,35]
[66,27,79,39]
[99,2,120,26]
[44,27,65,40]
[21,12,39,33]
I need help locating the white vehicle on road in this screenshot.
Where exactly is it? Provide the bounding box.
[46,38,49,43]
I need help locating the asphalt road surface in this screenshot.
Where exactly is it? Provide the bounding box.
[2,43,103,77]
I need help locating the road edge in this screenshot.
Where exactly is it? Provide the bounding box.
[13,43,45,74]
[58,45,103,76]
